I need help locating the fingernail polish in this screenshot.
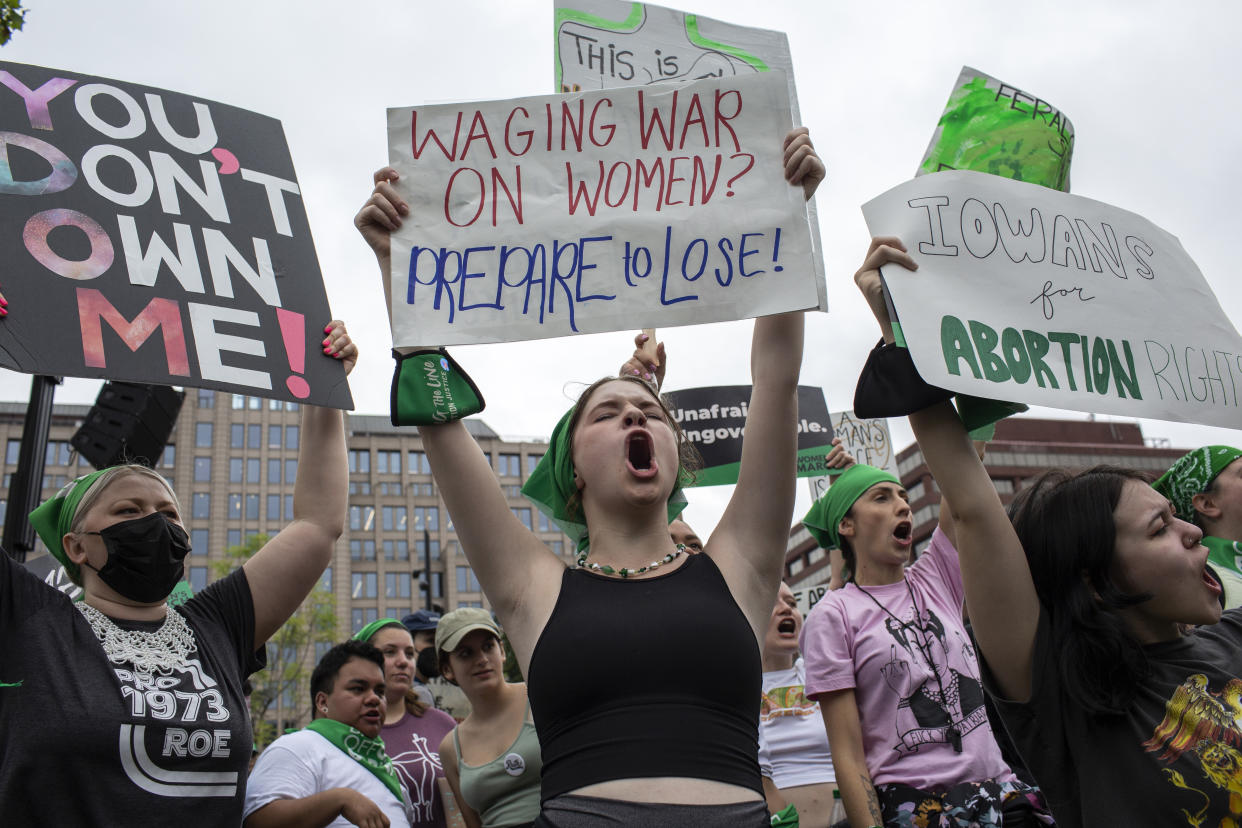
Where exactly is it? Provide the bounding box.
[323,346,332,354]
[0,298,8,307]
[323,325,333,334]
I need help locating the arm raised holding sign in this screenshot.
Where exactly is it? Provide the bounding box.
[354,128,823,819]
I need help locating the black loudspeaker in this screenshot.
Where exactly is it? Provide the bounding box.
[71,383,186,469]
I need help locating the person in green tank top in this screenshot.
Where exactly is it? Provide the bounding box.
[1154,446,1242,609]
[435,609,541,828]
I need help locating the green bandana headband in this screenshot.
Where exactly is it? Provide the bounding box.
[304,718,404,805]
[28,468,111,581]
[522,401,688,551]
[802,464,900,550]
[1154,445,1242,521]
[353,618,405,644]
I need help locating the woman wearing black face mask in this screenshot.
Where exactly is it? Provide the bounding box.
[0,322,356,827]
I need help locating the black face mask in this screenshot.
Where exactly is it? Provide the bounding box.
[84,512,191,603]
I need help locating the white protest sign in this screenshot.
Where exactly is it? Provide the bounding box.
[386,72,816,347]
[806,410,899,501]
[862,171,1242,429]
[554,0,827,311]
[792,576,832,617]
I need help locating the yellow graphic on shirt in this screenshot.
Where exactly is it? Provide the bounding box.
[1144,674,1242,826]
[760,684,818,722]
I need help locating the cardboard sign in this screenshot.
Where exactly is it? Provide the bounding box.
[862,170,1242,430]
[554,0,826,311]
[918,66,1074,192]
[791,576,832,617]
[665,384,833,486]
[0,62,352,408]
[806,410,898,501]
[386,72,817,346]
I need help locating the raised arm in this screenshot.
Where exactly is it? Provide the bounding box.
[856,237,1039,700]
[353,174,563,665]
[710,128,821,627]
[243,322,353,649]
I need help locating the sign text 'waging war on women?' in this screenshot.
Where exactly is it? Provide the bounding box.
[0,61,351,408]
[386,71,819,347]
[862,170,1242,430]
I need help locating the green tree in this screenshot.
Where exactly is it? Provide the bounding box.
[0,1,26,45]
[213,534,337,747]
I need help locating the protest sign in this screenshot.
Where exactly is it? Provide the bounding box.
[665,384,832,486]
[792,577,832,617]
[806,410,898,501]
[0,62,351,408]
[862,170,1242,430]
[918,66,1074,192]
[554,0,827,311]
[386,72,818,347]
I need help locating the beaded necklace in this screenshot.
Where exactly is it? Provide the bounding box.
[576,544,687,578]
[855,577,963,753]
[76,601,196,676]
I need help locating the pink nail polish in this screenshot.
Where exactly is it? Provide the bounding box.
[0,298,8,307]
[323,346,332,354]
[322,338,330,346]
[323,325,332,334]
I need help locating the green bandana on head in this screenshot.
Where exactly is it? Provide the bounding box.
[304,718,405,805]
[522,400,688,552]
[802,464,901,551]
[1154,446,1242,522]
[28,468,111,582]
[352,618,405,644]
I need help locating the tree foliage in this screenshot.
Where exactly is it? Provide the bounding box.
[213,534,337,747]
[0,1,26,46]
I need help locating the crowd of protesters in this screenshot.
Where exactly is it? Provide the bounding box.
[1,93,1240,828]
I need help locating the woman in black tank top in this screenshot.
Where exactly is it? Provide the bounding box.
[354,128,823,827]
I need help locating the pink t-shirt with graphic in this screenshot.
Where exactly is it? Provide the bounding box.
[800,527,1016,790]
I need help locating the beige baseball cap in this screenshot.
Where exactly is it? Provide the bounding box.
[435,607,502,652]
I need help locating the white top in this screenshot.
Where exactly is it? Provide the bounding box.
[757,657,836,787]
[243,729,411,827]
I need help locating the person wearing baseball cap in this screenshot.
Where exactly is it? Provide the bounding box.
[435,609,540,828]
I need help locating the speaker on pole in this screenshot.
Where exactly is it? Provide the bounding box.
[71,383,185,469]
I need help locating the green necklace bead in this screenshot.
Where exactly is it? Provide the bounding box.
[577,543,686,578]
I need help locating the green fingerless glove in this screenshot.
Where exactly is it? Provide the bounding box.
[389,348,485,426]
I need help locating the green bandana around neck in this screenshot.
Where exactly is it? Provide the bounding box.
[1153,446,1242,521]
[802,464,900,551]
[304,718,405,804]
[353,618,404,644]
[28,468,111,581]
[522,400,688,552]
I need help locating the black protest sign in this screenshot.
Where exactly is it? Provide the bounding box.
[666,384,833,486]
[0,62,351,408]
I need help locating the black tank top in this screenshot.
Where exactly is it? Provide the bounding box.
[527,552,762,801]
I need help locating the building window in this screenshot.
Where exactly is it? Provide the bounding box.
[350,505,375,532]
[230,424,244,449]
[190,528,209,556]
[247,458,260,484]
[267,494,280,521]
[431,572,444,598]
[456,566,481,593]
[285,459,298,484]
[248,396,261,410]
[192,492,210,519]
[285,425,299,451]
[549,540,563,556]
[385,572,412,599]
[349,450,370,474]
[414,537,440,561]
[788,558,805,576]
[376,450,401,474]
[350,539,377,561]
[160,444,175,468]
[382,505,407,532]
[498,453,521,477]
[285,401,299,412]
[197,389,214,409]
[268,458,281,484]
[229,458,243,483]
[193,457,212,482]
[268,425,282,448]
[284,494,294,521]
[270,398,283,411]
[227,529,241,548]
[195,423,213,448]
[232,394,245,410]
[512,507,532,530]
[526,453,543,474]
[189,566,208,593]
[384,540,409,561]
[245,494,260,520]
[351,608,379,633]
[351,571,378,599]
[248,424,261,449]
[413,506,438,531]
[320,567,333,592]
[228,493,242,520]
[408,451,431,474]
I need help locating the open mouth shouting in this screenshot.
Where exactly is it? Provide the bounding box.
[777,618,797,636]
[893,520,913,547]
[626,430,658,479]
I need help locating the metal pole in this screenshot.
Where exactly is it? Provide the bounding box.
[423,526,432,611]
[4,375,60,562]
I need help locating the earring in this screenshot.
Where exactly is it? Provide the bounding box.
[320,706,327,713]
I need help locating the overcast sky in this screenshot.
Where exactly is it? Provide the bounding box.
[3,0,1240,533]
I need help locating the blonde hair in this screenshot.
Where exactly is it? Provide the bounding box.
[68,465,182,534]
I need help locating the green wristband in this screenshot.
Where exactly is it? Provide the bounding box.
[389,348,485,426]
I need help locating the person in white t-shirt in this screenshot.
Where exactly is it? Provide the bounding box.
[759,582,837,827]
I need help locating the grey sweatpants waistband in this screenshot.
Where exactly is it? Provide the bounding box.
[534,794,770,827]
